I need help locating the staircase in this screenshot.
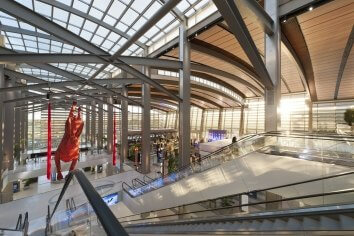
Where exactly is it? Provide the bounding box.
[125,204,354,235]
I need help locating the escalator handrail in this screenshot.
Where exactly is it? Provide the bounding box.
[118,169,354,221]
[15,213,22,230]
[132,178,147,188]
[46,169,128,236]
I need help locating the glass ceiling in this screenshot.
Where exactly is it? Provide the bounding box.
[0,0,211,82]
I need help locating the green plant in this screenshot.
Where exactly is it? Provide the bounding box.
[14,143,21,162]
[220,197,233,207]
[167,156,178,174]
[344,109,354,126]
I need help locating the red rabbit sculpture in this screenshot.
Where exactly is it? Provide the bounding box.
[55,102,84,180]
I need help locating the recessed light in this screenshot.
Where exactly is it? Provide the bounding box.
[308,6,313,11]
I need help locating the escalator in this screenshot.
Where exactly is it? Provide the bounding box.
[122,132,354,198]
[119,170,354,234]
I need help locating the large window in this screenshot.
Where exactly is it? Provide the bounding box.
[220,108,241,138]
[244,98,264,134]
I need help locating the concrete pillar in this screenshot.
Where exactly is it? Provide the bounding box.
[85,104,90,146]
[0,63,4,201]
[90,101,96,151]
[107,97,113,154]
[141,63,151,174]
[178,24,191,168]
[199,109,205,141]
[218,108,223,130]
[14,92,21,153]
[20,101,26,152]
[121,85,128,170]
[308,100,313,133]
[264,0,281,132]
[239,105,245,137]
[97,103,103,149]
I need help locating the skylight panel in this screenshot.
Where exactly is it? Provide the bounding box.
[15,0,33,10]
[144,1,162,18]
[53,7,69,21]
[83,20,98,32]
[92,0,110,12]
[132,17,147,31]
[80,30,93,41]
[52,41,63,47]
[108,32,120,42]
[120,8,139,26]
[38,42,50,50]
[185,8,195,17]
[51,45,62,53]
[143,26,159,38]
[0,17,19,27]
[127,28,136,36]
[96,26,109,38]
[68,25,80,35]
[34,1,52,17]
[89,7,104,20]
[101,40,114,50]
[194,0,209,10]
[116,22,128,32]
[107,1,126,19]
[156,13,174,29]
[91,35,104,45]
[69,14,84,27]
[117,37,127,46]
[53,20,67,28]
[177,1,190,12]
[38,37,50,44]
[103,15,116,26]
[23,35,36,41]
[131,0,152,13]
[8,37,24,46]
[163,20,179,33]
[27,47,38,53]
[19,22,35,31]
[73,0,89,13]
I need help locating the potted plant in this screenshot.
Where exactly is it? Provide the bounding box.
[344,109,354,134]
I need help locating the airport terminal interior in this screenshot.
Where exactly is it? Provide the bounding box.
[0,0,354,235]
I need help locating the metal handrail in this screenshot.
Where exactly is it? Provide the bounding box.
[45,169,128,236]
[118,170,354,222]
[132,178,147,188]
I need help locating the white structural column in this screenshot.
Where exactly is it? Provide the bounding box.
[141,64,151,174]
[239,105,245,136]
[97,103,103,150]
[14,90,21,151]
[218,108,223,130]
[0,62,4,202]
[90,101,96,151]
[85,105,90,146]
[264,1,281,132]
[308,100,313,132]
[1,77,15,203]
[121,85,128,170]
[107,97,113,154]
[178,24,191,168]
[199,109,205,141]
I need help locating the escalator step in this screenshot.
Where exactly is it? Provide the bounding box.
[319,216,340,230]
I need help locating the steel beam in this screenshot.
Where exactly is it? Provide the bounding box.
[334,26,354,100]
[0,1,175,103]
[120,85,128,170]
[0,25,62,42]
[264,0,281,132]
[236,0,274,35]
[213,0,273,89]
[0,54,182,69]
[178,24,191,168]
[141,59,151,174]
